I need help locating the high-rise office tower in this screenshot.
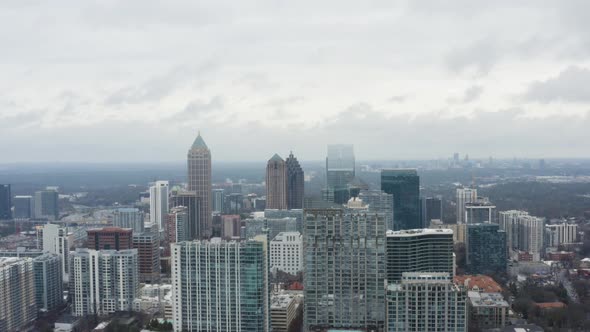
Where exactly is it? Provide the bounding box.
[266,154,288,210]
[386,272,467,332]
[113,207,144,233]
[286,152,304,209]
[304,198,386,331]
[456,188,477,224]
[171,238,270,332]
[70,248,138,316]
[0,184,11,220]
[421,196,443,227]
[464,197,496,224]
[359,189,394,231]
[42,223,69,281]
[381,169,420,231]
[466,224,507,274]
[0,258,37,331]
[133,232,160,283]
[32,253,63,312]
[167,206,190,243]
[34,189,59,220]
[270,231,303,275]
[149,181,169,231]
[323,144,355,204]
[87,227,133,251]
[386,229,454,283]
[187,132,212,238]
[212,188,225,213]
[170,191,201,240]
[13,195,33,219]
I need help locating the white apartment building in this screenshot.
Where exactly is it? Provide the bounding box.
[42,223,69,282]
[270,232,303,275]
[149,180,169,232]
[69,248,138,316]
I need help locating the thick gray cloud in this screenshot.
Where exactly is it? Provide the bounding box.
[523,66,590,103]
[0,1,589,161]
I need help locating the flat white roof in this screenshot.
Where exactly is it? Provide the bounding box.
[387,228,453,237]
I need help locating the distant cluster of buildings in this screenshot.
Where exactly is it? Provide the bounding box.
[0,136,580,332]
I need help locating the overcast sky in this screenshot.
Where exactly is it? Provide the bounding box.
[1,1,590,162]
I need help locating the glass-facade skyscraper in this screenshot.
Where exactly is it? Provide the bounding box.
[381,169,420,231]
[323,144,355,204]
[171,239,270,332]
[303,198,386,331]
[466,223,507,274]
[0,184,11,220]
[187,132,212,238]
[286,152,304,209]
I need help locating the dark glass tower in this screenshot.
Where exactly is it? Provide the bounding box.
[0,184,11,220]
[466,223,507,274]
[380,169,420,231]
[323,144,355,204]
[286,152,304,209]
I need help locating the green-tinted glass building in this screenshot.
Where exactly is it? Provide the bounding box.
[386,229,454,283]
[380,169,420,231]
[171,239,270,332]
[466,223,507,274]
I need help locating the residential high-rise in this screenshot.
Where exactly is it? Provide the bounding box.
[266,154,288,210]
[386,228,454,283]
[386,272,467,332]
[467,292,509,331]
[212,188,225,213]
[166,206,190,244]
[359,189,394,231]
[32,253,63,312]
[113,207,144,233]
[13,195,33,219]
[87,227,133,251]
[170,190,201,240]
[381,169,421,231]
[286,152,304,209]
[149,180,169,232]
[304,198,386,331]
[42,223,69,281]
[323,144,355,204]
[456,188,477,224]
[34,189,59,220]
[70,248,138,316]
[187,132,212,238]
[133,232,160,283]
[265,209,304,234]
[499,211,545,260]
[546,222,578,248]
[421,196,442,227]
[466,224,507,274]
[0,257,37,331]
[270,232,303,275]
[464,197,496,224]
[0,184,12,220]
[171,238,270,332]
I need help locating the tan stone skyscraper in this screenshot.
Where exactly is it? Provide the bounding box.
[266,153,287,210]
[187,132,211,238]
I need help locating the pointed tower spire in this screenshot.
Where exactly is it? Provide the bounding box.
[191,131,209,150]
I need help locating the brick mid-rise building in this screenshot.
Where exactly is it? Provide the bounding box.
[87,227,133,250]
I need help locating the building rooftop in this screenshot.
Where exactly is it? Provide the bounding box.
[454,275,503,293]
[468,292,509,308]
[190,132,208,150]
[0,257,26,267]
[87,227,133,233]
[269,153,284,162]
[271,292,298,310]
[387,228,453,237]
